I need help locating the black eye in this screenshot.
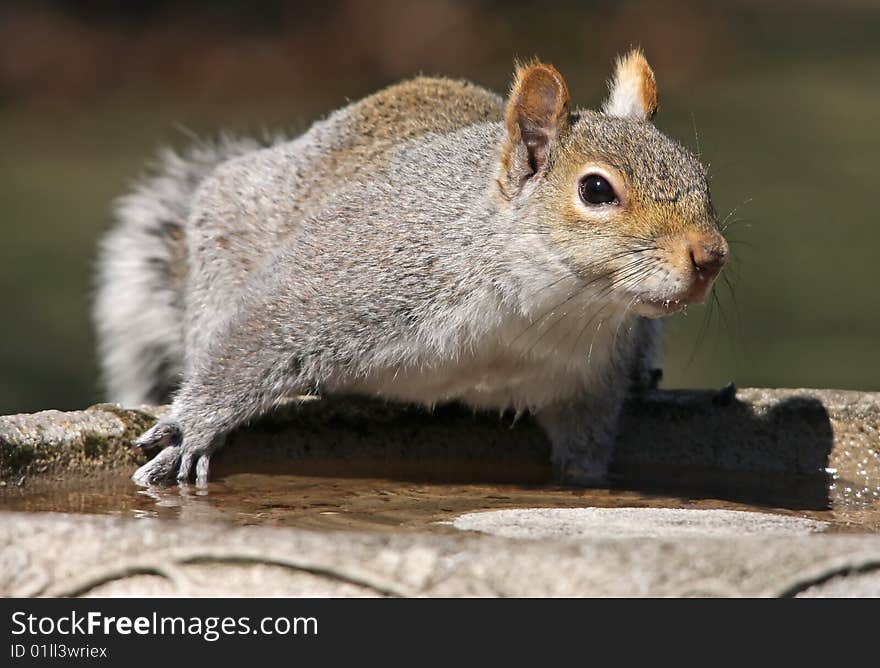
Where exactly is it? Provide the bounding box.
[579,174,619,206]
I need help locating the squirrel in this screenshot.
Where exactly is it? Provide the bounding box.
[93,50,727,487]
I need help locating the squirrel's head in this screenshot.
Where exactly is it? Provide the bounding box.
[498,50,727,317]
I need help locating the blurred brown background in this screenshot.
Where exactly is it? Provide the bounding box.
[1,0,878,413]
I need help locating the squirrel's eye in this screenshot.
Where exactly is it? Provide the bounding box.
[579,174,619,206]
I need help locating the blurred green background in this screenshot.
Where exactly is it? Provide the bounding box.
[1,0,878,414]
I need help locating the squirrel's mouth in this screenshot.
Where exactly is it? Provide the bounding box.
[631,274,717,318]
[621,226,728,318]
[632,297,687,318]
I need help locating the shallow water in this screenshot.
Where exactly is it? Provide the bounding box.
[2,470,879,534]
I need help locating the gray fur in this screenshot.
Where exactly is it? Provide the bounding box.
[93,67,725,487]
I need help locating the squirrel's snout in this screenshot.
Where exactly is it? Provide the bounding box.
[687,234,727,281]
[682,230,728,303]
[622,228,730,318]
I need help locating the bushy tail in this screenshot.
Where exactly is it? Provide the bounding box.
[94,136,269,405]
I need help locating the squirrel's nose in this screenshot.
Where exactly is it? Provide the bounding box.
[687,233,727,281]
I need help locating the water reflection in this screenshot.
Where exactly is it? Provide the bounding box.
[2,470,879,534]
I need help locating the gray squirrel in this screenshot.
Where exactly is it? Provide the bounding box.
[94,50,727,487]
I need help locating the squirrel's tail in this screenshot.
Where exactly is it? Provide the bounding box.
[93,136,267,405]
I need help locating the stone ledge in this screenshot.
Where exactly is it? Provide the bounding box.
[1,389,878,494]
[2,390,879,598]
[2,511,880,597]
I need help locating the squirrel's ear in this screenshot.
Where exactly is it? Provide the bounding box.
[602,49,659,121]
[502,61,571,187]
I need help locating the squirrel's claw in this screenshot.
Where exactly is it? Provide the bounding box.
[131,419,185,486]
[132,445,181,486]
[176,451,211,487]
[132,446,212,488]
[133,420,181,452]
[175,444,213,487]
[132,419,214,488]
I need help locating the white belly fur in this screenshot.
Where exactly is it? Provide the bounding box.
[349,293,633,413]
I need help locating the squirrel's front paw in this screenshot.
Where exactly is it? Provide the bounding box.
[630,367,663,393]
[131,419,216,487]
[132,444,182,486]
[554,455,610,488]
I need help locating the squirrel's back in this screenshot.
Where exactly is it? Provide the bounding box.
[347,76,503,141]
[94,77,503,405]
